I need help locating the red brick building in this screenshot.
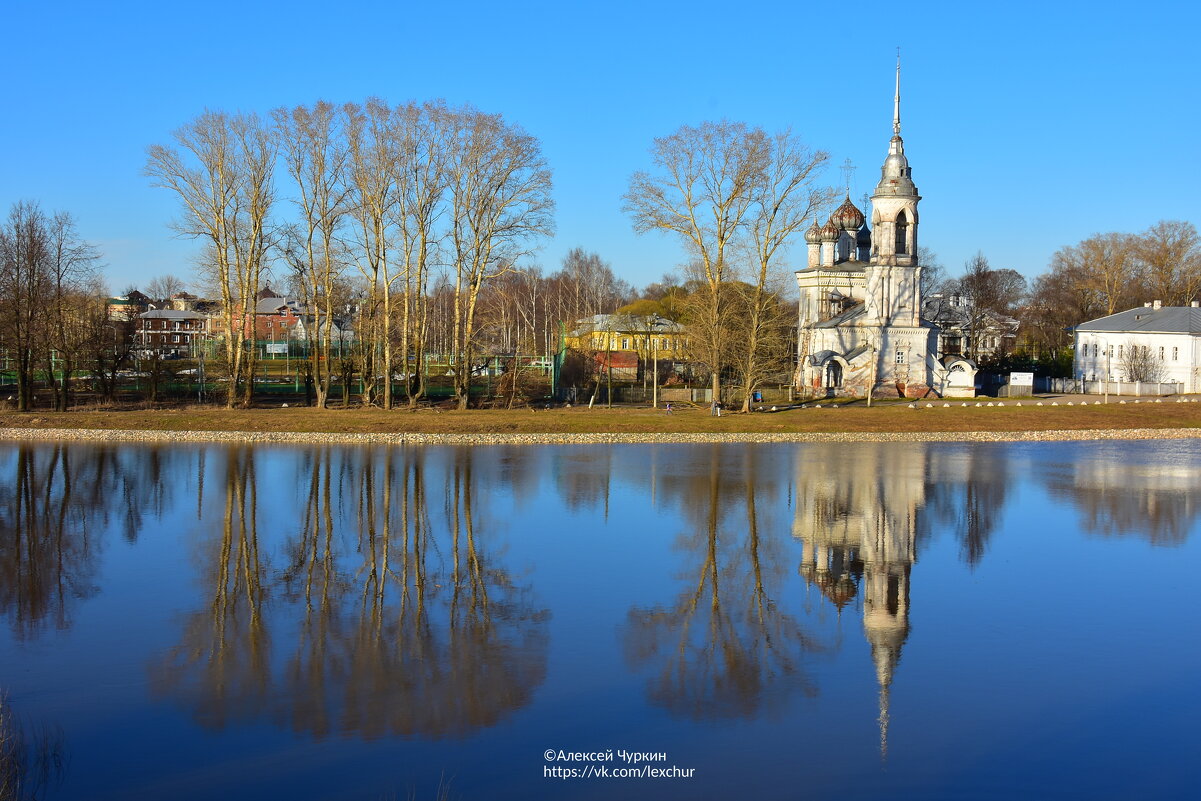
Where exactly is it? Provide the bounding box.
[135,310,208,357]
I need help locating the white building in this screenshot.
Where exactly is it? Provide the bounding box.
[796,61,974,399]
[1073,301,1201,391]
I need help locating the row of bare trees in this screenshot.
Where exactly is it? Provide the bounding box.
[919,221,1198,368]
[146,100,554,410]
[0,202,119,412]
[1024,220,1200,354]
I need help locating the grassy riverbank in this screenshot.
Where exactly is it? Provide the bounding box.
[4,398,1201,436]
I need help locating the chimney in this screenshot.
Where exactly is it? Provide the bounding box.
[1192,301,1199,308]
[1144,302,1153,308]
[1152,300,1163,310]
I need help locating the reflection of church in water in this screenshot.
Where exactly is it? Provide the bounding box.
[792,444,923,757]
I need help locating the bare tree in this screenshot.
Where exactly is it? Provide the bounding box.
[1120,341,1168,383]
[79,289,134,402]
[0,202,50,411]
[42,212,100,410]
[948,252,1027,360]
[1132,220,1201,306]
[275,101,352,409]
[1078,233,1139,316]
[394,101,453,407]
[144,274,187,303]
[447,108,554,409]
[0,202,100,411]
[344,99,401,407]
[915,246,948,298]
[736,130,830,410]
[146,111,277,408]
[1023,262,1099,356]
[625,121,769,405]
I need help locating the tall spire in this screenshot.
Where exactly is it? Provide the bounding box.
[893,48,901,136]
[875,48,917,199]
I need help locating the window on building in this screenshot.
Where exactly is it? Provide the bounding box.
[621,338,629,350]
[895,349,905,364]
[1119,345,1124,359]
[1160,346,1165,360]
[895,211,908,255]
[1173,347,1179,361]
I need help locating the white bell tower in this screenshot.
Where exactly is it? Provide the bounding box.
[866,54,922,328]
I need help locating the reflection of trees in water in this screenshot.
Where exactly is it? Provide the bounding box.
[1039,450,1200,546]
[153,446,548,740]
[919,445,1011,567]
[0,692,67,801]
[551,448,613,514]
[155,447,270,729]
[624,446,818,720]
[0,443,188,639]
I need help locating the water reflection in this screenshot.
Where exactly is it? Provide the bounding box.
[0,693,67,801]
[1,438,1199,799]
[624,446,820,720]
[1038,444,1201,546]
[0,443,190,639]
[793,443,923,757]
[919,445,1012,566]
[151,446,549,740]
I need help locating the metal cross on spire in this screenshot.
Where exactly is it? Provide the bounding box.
[893,47,902,136]
[840,158,856,196]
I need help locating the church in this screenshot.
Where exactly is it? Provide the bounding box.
[796,63,975,399]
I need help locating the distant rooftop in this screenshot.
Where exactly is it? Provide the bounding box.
[1076,306,1201,334]
[138,309,207,320]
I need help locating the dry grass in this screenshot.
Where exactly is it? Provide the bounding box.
[3,398,1201,436]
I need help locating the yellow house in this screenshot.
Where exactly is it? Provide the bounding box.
[564,314,690,360]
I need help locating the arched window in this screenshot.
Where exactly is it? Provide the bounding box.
[825,361,843,388]
[895,211,908,255]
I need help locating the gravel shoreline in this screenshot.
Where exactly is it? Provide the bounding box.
[2,426,1201,446]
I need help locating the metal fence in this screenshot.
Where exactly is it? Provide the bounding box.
[1042,378,1183,396]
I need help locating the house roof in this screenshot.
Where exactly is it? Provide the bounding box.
[922,297,1018,334]
[1076,306,1201,334]
[813,302,866,328]
[256,297,301,315]
[596,351,639,367]
[568,313,684,337]
[843,343,872,362]
[138,309,207,320]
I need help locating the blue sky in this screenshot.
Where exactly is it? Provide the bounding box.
[3,0,1198,294]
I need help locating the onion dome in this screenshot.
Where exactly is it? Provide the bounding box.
[819,220,840,242]
[804,221,823,244]
[832,197,865,231]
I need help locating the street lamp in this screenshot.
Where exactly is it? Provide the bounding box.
[652,336,659,409]
[1098,336,1111,404]
[866,326,879,408]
